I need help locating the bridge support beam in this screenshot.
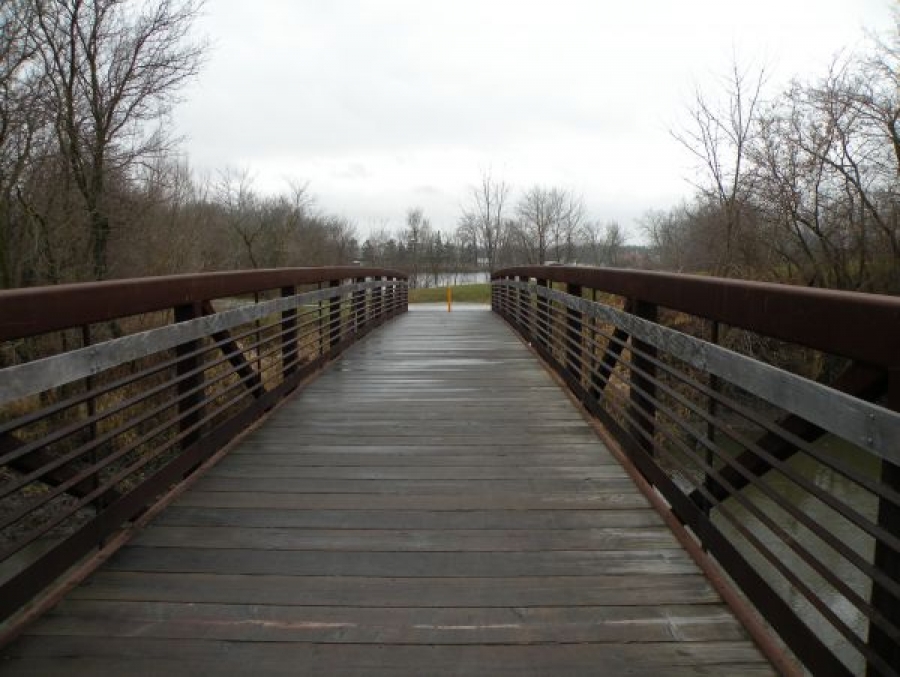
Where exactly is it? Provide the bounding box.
[516,275,529,332]
[280,286,299,379]
[372,277,382,325]
[565,283,582,385]
[628,299,658,456]
[328,279,342,350]
[536,279,549,351]
[174,302,204,449]
[353,277,366,335]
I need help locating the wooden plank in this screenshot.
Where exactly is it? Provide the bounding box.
[257,421,593,432]
[105,547,699,577]
[229,442,613,452]
[0,637,775,677]
[68,572,723,607]
[152,506,662,529]
[235,434,604,445]
[204,464,630,480]
[227,448,618,463]
[173,491,652,510]
[128,525,680,551]
[34,599,750,643]
[189,476,640,494]
[221,452,621,467]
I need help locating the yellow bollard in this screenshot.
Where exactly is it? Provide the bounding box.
[447,286,452,312]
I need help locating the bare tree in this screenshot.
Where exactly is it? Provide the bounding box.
[515,186,583,263]
[0,0,44,287]
[122,156,203,275]
[641,205,697,272]
[514,185,553,264]
[26,0,205,279]
[405,207,429,287]
[455,213,479,268]
[749,46,900,291]
[673,58,766,275]
[216,168,262,267]
[601,221,625,266]
[460,169,509,271]
[551,190,584,263]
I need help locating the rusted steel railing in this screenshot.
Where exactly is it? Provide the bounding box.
[0,267,407,625]
[493,266,900,677]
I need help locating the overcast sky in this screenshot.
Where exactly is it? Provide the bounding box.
[175,0,897,240]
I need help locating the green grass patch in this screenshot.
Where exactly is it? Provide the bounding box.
[408,283,491,304]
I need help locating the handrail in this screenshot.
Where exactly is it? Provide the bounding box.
[0,267,408,627]
[495,265,900,368]
[0,266,406,341]
[492,265,900,677]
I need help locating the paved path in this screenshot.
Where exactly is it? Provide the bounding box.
[0,306,772,676]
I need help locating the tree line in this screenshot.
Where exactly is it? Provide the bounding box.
[0,0,374,288]
[354,201,635,288]
[0,0,632,290]
[453,172,632,272]
[4,1,896,294]
[645,24,900,294]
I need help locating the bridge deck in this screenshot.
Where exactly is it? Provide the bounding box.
[1,306,773,676]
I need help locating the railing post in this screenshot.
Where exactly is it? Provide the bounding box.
[253,291,262,375]
[383,277,392,317]
[536,278,548,350]
[174,302,204,448]
[702,319,721,518]
[353,277,366,334]
[706,320,721,445]
[388,277,397,315]
[868,367,900,675]
[628,299,658,455]
[281,286,298,378]
[566,283,583,384]
[517,275,529,331]
[81,325,104,514]
[518,275,532,340]
[328,279,341,350]
[317,283,325,356]
[372,276,383,323]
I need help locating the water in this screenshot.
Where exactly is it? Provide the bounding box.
[411,271,489,288]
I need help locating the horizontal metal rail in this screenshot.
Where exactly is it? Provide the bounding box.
[492,266,900,677]
[0,268,408,626]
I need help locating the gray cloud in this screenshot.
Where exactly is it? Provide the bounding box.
[177,0,894,236]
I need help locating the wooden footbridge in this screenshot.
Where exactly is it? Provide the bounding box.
[0,266,898,675]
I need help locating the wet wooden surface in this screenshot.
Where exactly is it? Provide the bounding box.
[0,305,773,676]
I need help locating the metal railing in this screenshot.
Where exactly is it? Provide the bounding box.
[0,267,407,625]
[492,266,900,677]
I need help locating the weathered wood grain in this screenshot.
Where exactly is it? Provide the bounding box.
[104,547,700,577]
[33,599,750,643]
[152,506,661,529]
[1,636,776,677]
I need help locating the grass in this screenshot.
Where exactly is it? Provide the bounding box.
[408,283,491,304]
